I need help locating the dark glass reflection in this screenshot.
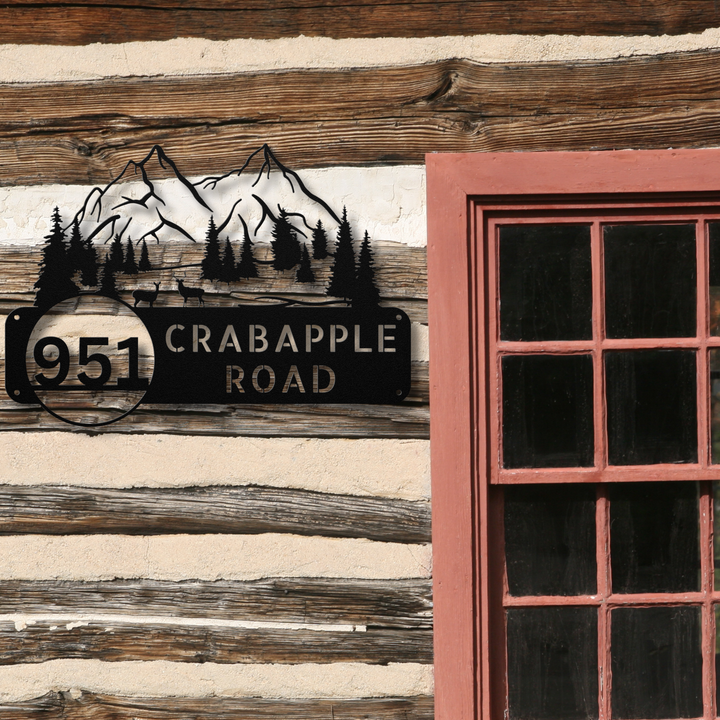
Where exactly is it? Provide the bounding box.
[604,224,696,338]
[714,605,720,708]
[505,484,596,596]
[711,350,720,464]
[507,606,598,720]
[712,483,720,590]
[610,482,699,594]
[611,606,702,719]
[499,224,592,341]
[605,350,697,465]
[709,223,720,336]
[502,354,594,468]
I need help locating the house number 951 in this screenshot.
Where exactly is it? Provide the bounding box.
[32,336,148,391]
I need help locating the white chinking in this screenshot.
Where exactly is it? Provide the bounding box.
[0,165,427,248]
[0,660,434,701]
[0,435,430,500]
[1,32,720,82]
[0,534,431,581]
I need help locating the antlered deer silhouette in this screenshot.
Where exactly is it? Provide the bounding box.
[132,282,160,307]
[175,277,205,306]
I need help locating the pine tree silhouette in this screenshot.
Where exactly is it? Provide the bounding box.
[354,231,380,307]
[108,233,124,272]
[296,244,315,284]
[312,220,329,260]
[67,218,84,274]
[220,237,238,284]
[271,208,302,271]
[34,207,79,308]
[138,239,152,272]
[99,255,120,300]
[201,217,222,280]
[326,207,356,301]
[80,232,98,287]
[123,237,139,275]
[237,218,258,279]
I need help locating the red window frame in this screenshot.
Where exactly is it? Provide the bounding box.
[427,148,720,720]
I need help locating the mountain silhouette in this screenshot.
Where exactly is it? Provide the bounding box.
[71,144,341,249]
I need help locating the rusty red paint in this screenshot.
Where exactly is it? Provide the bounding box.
[427,148,720,720]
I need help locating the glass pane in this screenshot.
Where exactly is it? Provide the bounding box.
[507,606,598,720]
[502,354,594,468]
[604,224,696,338]
[709,222,720,335]
[711,350,720,464]
[505,484,597,596]
[605,349,697,465]
[713,483,720,590]
[715,605,720,710]
[610,482,700,594]
[499,224,592,341]
[611,606,702,719]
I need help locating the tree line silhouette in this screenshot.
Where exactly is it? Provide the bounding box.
[34,205,380,309]
[34,207,155,308]
[199,205,379,306]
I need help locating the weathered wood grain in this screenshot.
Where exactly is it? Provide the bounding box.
[11,110,713,186]
[6,54,720,130]
[0,363,429,436]
[0,240,429,436]
[0,1,715,44]
[3,53,720,182]
[0,485,431,542]
[0,621,432,665]
[0,396,430,438]
[0,578,433,628]
[0,243,427,305]
[0,692,434,720]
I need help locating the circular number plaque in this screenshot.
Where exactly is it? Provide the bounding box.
[24,296,155,427]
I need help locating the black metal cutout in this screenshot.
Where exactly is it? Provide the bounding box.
[33,207,80,310]
[6,145,410,426]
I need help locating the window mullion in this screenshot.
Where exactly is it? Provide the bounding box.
[597,484,611,720]
[699,222,713,720]
[591,220,606,471]
[698,218,710,468]
[701,483,715,720]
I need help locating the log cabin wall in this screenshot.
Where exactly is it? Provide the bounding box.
[0,2,718,716]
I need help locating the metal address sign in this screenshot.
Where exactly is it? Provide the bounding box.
[4,145,411,426]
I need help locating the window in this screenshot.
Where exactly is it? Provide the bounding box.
[427,149,720,720]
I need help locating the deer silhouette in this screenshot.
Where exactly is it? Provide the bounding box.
[132,282,160,308]
[175,277,205,306]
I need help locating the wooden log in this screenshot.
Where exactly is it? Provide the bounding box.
[0,578,433,628]
[7,111,710,185]
[0,362,429,436]
[0,105,710,185]
[6,55,720,131]
[0,396,430,438]
[4,54,720,182]
[0,485,431,543]
[0,621,432,665]
[0,243,427,303]
[0,1,715,44]
[0,238,429,435]
[0,239,428,436]
[0,692,434,720]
